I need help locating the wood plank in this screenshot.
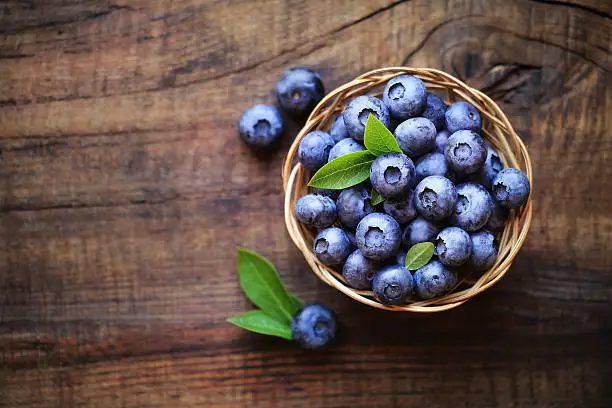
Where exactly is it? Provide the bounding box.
[1,0,611,407]
[2,346,609,407]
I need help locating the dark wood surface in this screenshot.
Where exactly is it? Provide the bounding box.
[1,1,611,407]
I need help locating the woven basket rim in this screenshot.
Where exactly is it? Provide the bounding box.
[282,67,533,312]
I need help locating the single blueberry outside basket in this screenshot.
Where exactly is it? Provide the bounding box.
[282,67,533,312]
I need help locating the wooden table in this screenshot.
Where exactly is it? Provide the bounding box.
[1,1,611,407]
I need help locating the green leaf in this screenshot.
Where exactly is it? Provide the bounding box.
[227,310,292,340]
[289,295,304,315]
[405,242,435,270]
[308,150,376,190]
[237,248,295,324]
[363,114,402,156]
[371,188,385,206]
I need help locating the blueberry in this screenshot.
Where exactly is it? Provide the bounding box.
[434,227,472,266]
[346,230,358,248]
[382,75,427,120]
[445,130,487,175]
[370,152,415,198]
[313,227,352,265]
[435,129,450,153]
[413,260,457,299]
[402,216,441,247]
[469,231,498,271]
[414,176,458,221]
[313,188,340,200]
[486,201,509,231]
[356,213,402,261]
[394,117,437,159]
[337,185,375,229]
[298,130,335,171]
[327,138,365,162]
[396,249,407,266]
[342,249,380,289]
[372,265,414,305]
[413,152,452,187]
[451,183,493,232]
[445,101,481,133]
[477,146,504,189]
[343,96,391,142]
[294,194,337,229]
[383,189,417,224]
[291,304,336,350]
[238,104,284,149]
[276,67,324,117]
[330,114,350,143]
[422,93,447,130]
[491,168,530,208]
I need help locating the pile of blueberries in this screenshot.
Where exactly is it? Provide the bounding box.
[238,67,325,148]
[238,68,530,306]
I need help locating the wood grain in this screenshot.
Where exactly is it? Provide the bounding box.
[1,0,611,407]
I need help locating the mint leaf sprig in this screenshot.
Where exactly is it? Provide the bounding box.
[370,188,385,206]
[227,310,293,340]
[404,242,435,270]
[228,249,303,339]
[363,113,402,156]
[308,115,403,203]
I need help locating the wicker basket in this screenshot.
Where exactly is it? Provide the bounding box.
[282,67,533,312]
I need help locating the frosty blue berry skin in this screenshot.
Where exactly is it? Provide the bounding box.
[395,249,408,266]
[413,152,452,188]
[414,176,458,221]
[491,168,530,208]
[343,96,391,142]
[356,213,402,261]
[434,227,472,266]
[402,216,441,247]
[451,183,493,232]
[330,114,350,143]
[369,153,415,198]
[313,227,352,266]
[478,146,504,190]
[327,138,365,162]
[337,185,375,229]
[435,129,450,153]
[276,67,324,117]
[294,194,337,229]
[486,201,509,232]
[394,117,437,159]
[372,264,414,305]
[469,230,498,271]
[291,304,336,350]
[342,249,380,290]
[422,93,447,130]
[382,75,427,120]
[346,230,358,249]
[445,130,487,175]
[238,104,284,149]
[445,101,481,133]
[383,189,417,224]
[298,130,335,171]
[413,259,457,299]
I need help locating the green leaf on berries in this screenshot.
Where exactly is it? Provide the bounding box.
[371,188,385,206]
[363,114,402,156]
[227,310,293,340]
[308,150,376,190]
[405,242,435,270]
[237,248,295,324]
[289,294,305,314]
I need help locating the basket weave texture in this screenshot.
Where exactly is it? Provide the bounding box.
[282,67,533,312]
